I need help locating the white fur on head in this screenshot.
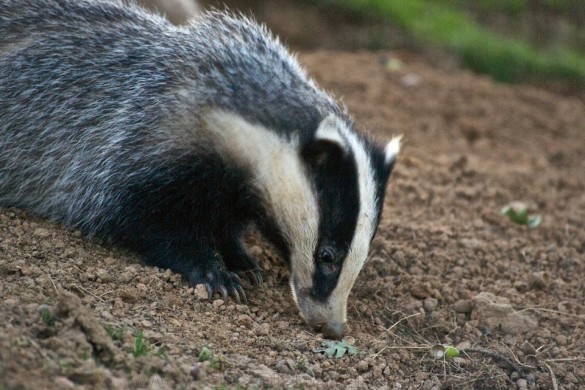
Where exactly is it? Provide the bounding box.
[384,136,402,167]
[325,118,382,324]
[314,114,348,152]
[203,110,319,284]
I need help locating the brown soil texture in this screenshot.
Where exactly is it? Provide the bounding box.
[1,51,585,389]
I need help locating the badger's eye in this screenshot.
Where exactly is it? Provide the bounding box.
[319,248,336,263]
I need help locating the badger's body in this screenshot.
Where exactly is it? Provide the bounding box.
[0,0,400,338]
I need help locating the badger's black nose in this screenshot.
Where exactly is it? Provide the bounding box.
[321,322,345,339]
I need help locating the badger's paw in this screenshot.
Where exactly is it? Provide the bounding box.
[222,253,263,286]
[189,267,248,304]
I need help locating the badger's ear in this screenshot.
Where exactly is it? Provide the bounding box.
[303,115,348,165]
[383,136,402,170]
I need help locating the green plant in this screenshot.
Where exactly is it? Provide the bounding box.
[133,330,149,358]
[209,356,224,370]
[38,304,54,325]
[198,346,212,362]
[104,324,126,341]
[198,347,225,370]
[501,201,542,228]
[430,344,460,359]
[313,339,358,358]
[81,346,91,360]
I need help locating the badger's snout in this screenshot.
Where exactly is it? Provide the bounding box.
[302,310,346,339]
[310,321,345,339]
[301,305,346,339]
[292,282,348,339]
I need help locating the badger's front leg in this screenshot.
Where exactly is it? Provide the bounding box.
[141,231,248,303]
[109,153,259,303]
[217,227,263,285]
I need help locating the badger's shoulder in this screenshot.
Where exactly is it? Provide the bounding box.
[0,0,165,29]
[177,11,338,138]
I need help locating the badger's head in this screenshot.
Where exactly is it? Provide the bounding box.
[288,114,400,338]
[188,13,400,337]
[205,109,399,338]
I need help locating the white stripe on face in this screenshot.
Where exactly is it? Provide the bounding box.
[322,121,401,324]
[204,110,319,282]
[324,120,380,322]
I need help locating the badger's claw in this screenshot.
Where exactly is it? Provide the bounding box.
[251,269,263,285]
[190,268,247,304]
[233,282,248,304]
[219,285,229,300]
[240,268,263,286]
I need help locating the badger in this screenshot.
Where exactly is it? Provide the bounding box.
[0,0,400,338]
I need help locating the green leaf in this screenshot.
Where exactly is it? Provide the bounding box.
[501,201,542,228]
[198,346,212,362]
[315,339,359,358]
[430,344,460,359]
[133,330,149,357]
[346,344,358,355]
[527,214,542,228]
[444,346,460,358]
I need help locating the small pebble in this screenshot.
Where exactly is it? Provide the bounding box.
[194,284,208,300]
[53,377,75,388]
[529,271,550,290]
[453,299,472,313]
[212,299,224,308]
[356,360,369,372]
[423,298,438,312]
[516,378,528,390]
[237,314,254,327]
[190,364,202,380]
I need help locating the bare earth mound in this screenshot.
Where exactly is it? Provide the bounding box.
[1,51,584,389]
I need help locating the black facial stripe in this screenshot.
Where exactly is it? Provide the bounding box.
[309,147,360,302]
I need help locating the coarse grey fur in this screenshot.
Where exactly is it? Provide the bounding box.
[138,0,198,25]
[0,0,400,338]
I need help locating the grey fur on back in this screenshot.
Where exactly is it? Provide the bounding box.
[0,0,338,234]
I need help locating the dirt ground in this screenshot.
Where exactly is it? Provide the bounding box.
[2,8,585,390]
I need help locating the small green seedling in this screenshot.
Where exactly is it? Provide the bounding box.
[81,346,91,360]
[430,344,460,359]
[38,305,54,326]
[501,201,542,228]
[104,324,126,341]
[313,339,358,358]
[198,347,224,370]
[198,346,212,362]
[133,330,149,357]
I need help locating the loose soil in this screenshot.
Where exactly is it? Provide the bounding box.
[1,11,585,390]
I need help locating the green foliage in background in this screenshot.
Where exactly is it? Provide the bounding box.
[321,0,585,84]
[445,0,583,15]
